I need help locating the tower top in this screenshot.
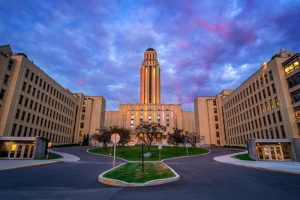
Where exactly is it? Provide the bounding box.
[146,47,155,52]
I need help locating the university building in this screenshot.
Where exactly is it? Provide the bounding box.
[73,93,106,143]
[194,90,232,146]
[222,49,300,161]
[0,45,78,145]
[104,48,196,142]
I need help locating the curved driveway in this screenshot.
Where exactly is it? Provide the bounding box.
[0,147,299,200]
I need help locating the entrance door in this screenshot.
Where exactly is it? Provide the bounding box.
[258,145,284,161]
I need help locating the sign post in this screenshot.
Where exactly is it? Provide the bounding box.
[111,133,120,168]
[184,137,188,156]
[158,143,162,161]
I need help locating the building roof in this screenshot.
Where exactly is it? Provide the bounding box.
[146,47,155,51]
[282,53,300,66]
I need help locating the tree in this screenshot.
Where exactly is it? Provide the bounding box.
[167,128,185,147]
[82,135,86,146]
[187,132,202,147]
[85,134,90,146]
[92,127,112,149]
[135,122,166,151]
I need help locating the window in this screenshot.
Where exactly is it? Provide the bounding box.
[215,124,219,129]
[15,109,20,119]
[264,74,268,84]
[166,115,170,127]
[130,114,134,127]
[82,107,86,112]
[213,99,216,106]
[269,71,273,81]
[284,60,299,74]
[140,115,143,123]
[214,108,217,113]
[25,69,29,78]
[271,84,276,93]
[81,115,85,120]
[277,111,282,122]
[0,89,5,100]
[288,73,300,88]
[215,116,218,121]
[18,95,23,105]
[3,74,9,85]
[148,115,152,123]
[11,124,17,136]
[280,125,286,138]
[7,59,13,71]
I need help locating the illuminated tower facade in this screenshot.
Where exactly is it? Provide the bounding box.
[140,48,161,104]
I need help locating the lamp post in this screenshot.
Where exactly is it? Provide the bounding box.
[140,133,144,173]
[47,142,52,159]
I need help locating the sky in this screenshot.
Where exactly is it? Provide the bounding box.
[1,0,300,111]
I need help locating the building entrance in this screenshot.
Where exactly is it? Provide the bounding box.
[256,145,285,160]
[8,143,35,159]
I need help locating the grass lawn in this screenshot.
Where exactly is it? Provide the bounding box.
[89,146,208,161]
[40,152,62,160]
[234,153,254,161]
[103,162,175,183]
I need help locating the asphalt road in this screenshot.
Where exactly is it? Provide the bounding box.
[0,146,299,200]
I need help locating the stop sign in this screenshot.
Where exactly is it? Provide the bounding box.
[111,133,120,144]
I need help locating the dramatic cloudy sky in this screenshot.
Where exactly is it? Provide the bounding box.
[1,0,300,111]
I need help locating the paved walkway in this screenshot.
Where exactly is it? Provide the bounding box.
[0,147,299,200]
[214,151,300,174]
[0,148,79,171]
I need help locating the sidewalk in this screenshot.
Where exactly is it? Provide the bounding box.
[214,151,300,174]
[0,149,80,171]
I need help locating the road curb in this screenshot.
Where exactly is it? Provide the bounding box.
[98,161,180,187]
[214,152,300,175]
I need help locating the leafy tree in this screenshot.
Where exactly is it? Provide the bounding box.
[82,135,86,146]
[187,131,200,147]
[135,122,166,151]
[85,134,90,146]
[167,128,185,147]
[92,127,112,149]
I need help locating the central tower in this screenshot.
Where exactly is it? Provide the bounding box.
[140,48,161,104]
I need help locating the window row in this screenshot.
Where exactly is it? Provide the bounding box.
[224,70,274,109]
[225,97,279,124]
[226,111,283,135]
[18,94,75,118]
[15,104,74,126]
[228,125,286,145]
[11,123,71,144]
[21,81,75,115]
[23,69,76,108]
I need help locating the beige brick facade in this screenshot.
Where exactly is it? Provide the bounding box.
[0,45,78,144]
[222,49,300,146]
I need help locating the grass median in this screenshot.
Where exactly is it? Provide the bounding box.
[89,146,209,161]
[103,162,175,183]
[234,153,254,161]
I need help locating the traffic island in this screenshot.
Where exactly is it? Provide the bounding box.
[98,162,180,187]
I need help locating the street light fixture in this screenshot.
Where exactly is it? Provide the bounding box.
[140,132,144,173]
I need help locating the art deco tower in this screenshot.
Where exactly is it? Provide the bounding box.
[140,48,161,104]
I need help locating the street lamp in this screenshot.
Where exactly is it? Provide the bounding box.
[140,132,144,173]
[47,142,52,159]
